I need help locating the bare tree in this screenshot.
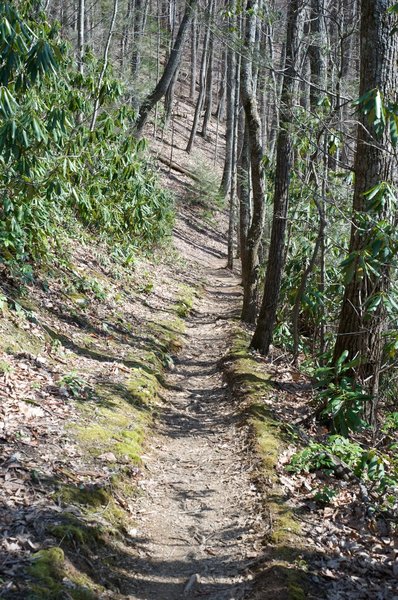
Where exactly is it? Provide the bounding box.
[135,0,199,135]
[251,0,302,353]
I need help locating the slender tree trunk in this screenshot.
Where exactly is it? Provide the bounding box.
[240,0,266,324]
[238,120,251,279]
[291,0,328,360]
[90,0,119,131]
[135,0,198,135]
[77,0,85,74]
[120,0,133,68]
[131,0,149,76]
[308,0,327,105]
[164,65,180,128]
[215,49,227,121]
[227,49,241,269]
[292,193,326,361]
[186,1,213,153]
[201,6,215,139]
[251,0,302,352]
[190,14,198,100]
[219,2,237,197]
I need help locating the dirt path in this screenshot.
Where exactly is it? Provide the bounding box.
[128,219,264,599]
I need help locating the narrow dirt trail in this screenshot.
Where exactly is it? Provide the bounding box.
[128,217,264,599]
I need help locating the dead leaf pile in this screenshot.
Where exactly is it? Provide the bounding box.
[260,349,398,599]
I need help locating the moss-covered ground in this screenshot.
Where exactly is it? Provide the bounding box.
[0,231,198,598]
[222,326,312,599]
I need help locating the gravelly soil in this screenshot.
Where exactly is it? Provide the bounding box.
[127,218,265,599]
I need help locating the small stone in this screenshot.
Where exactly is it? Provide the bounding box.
[184,574,201,595]
[97,452,117,462]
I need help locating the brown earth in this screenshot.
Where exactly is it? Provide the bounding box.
[125,218,267,599]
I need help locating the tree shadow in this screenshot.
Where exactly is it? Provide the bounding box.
[0,483,329,600]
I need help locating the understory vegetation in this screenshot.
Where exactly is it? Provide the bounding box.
[0,1,173,282]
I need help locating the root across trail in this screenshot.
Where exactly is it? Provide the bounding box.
[128,219,265,599]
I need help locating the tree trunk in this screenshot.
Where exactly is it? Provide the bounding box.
[135,0,198,136]
[164,65,180,129]
[240,0,266,324]
[227,48,241,269]
[238,120,251,280]
[292,193,326,362]
[90,0,118,131]
[201,7,215,139]
[215,49,227,121]
[251,0,302,352]
[190,15,198,100]
[308,0,327,105]
[120,0,133,68]
[131,0,149,76]
[186,1,213,153]
[77,0,85,74]
[333,0,398,410]
[219,1,237,197]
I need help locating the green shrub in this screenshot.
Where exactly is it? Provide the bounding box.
[0,1,173,276]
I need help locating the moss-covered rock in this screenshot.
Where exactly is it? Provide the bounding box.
[28,547,99,600]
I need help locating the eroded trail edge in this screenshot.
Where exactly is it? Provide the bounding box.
[129,251,265,599]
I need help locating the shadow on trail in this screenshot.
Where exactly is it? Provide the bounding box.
[0,494,326,600]
[173,228,226,260]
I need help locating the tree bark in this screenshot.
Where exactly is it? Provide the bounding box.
[240,0,266,324]
[333,0,398,409]
[90,0,118,131]
[135,0,198,136]
[201,5,215,139]
[131,0,149,77]
[77,0,85,74]
[238,119,251,279]
[219,1,237,197]
[186,1,213,153]
[308,0,327,106]
[227,47,241,269]
[251,0,302,352]
[190,14,198,100]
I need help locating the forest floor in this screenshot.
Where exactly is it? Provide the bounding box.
[126,217,267,600]
[1,90,397,599]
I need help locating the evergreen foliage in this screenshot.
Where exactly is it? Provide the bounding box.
[0,0,172,277]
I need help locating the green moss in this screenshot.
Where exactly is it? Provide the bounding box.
[148,317,186,353]
[70,589,97,600]
[175,283,195,318]
[268,499,301,544]
[287,569,307,600]
[50,523,99,546]
[57,484,110,508]
[252,411,281,475]
[0,312,45,355]
[288,583,306,600]
[0,359,12,374]
[224,326,306,587]
[127,367,159,405]
[73,369,155,463]
[114,428,145,462]
[29,547,65,590]
[28,546,99,600]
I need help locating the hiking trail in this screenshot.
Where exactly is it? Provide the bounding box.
[127,215,265,599]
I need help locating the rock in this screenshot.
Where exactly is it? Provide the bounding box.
[97,452,117,462]
[184,574,201,595]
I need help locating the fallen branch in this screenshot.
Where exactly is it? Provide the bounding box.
[156,154,200,182]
